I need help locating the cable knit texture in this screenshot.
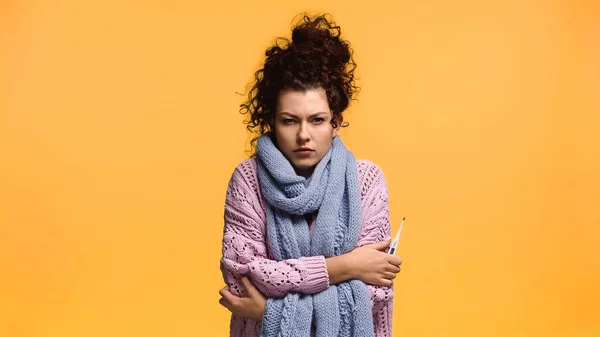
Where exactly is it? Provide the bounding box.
[256,134,373,337]
[221,141,395,337]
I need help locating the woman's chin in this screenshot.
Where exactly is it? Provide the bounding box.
[291,162,317,177]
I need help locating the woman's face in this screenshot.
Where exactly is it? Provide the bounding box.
[273,87,340,178]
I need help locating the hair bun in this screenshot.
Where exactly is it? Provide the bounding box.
[289,15,351,68]
[291,27,330,45]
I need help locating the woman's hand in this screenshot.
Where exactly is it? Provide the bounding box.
[348,240,402,286]
[219,277,267,321]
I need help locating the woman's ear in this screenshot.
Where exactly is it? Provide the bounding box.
[268,114,276,132]
[332,114,343,137]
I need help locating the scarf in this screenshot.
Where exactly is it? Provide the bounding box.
[256,133,374,337]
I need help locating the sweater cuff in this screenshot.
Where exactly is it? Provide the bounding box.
[298,255,330,293]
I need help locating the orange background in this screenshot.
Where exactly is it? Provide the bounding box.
[1,0,599,336]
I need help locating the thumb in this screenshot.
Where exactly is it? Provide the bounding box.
[366,239,391,250]
[240,276,259,295]
[369,239,392,250]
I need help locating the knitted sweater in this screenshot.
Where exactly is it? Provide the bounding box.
[220,158,395,337]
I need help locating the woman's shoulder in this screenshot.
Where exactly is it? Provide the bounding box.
[228,157,259,187]
[355,159,388,198]
[232,157,258,175]
[225,157,265,208]
[356,159,386,180]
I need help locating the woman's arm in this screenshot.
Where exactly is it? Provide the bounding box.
[220,160,401,332]
[356,161,400,337]
[220,160,331,298]
[221,160,400,299]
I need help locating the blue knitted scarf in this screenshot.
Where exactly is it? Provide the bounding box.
[256,133,374,337]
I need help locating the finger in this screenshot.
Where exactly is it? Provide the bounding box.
[364,240,391,250]
[219,297,232,310]
[379,278,393,287]
[240,277,257,295]
[220,287,240,303]
[240,277,254,289]
[218,286,230,297]
[387,256,402,266]
[385,264,401,273]
[383,272,397,280]
[242,277,267,301]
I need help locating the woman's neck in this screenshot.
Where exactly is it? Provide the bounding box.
[295,167,314,178]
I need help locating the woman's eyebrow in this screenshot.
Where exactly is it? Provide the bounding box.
[279,112,297,117]
[278,112,328,118]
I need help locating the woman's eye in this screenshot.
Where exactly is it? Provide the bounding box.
[312,118,325,124]
[283,118,295,124]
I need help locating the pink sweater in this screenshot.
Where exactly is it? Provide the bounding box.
[220,158,395,337]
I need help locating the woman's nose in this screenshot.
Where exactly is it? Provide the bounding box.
[297,123,310,143]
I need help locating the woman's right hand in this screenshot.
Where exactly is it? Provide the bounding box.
[347,240,402,286]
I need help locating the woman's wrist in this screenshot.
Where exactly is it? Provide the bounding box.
[325,253,354,285]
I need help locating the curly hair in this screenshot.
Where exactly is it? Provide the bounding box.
[239,13,360,157]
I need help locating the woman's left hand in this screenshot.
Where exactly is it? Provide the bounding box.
[219,277,267,321]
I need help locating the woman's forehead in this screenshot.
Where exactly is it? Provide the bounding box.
[276,88,330,115]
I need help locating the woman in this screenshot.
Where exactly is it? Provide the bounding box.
[219,13,402,337]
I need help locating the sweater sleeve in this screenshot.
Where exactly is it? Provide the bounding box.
[220,160,330,298]
[356,161,396,337]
